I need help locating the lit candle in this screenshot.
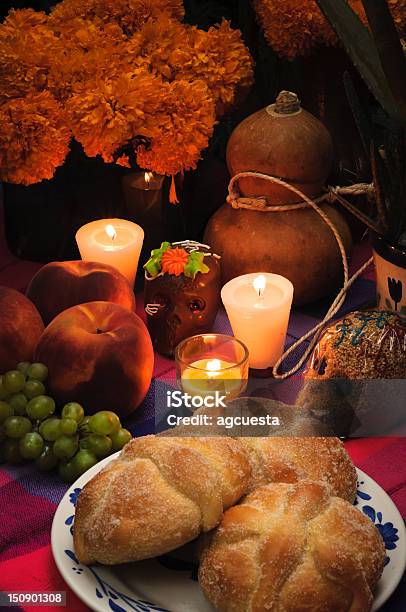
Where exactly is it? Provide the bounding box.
[221,273,293,370]
[181,357,244,400]
[176,334,249,402]
[75,218,144,287]
[144,171,153,190]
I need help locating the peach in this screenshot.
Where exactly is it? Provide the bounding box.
[0,286,44,373]
[35,301,153,417]
[26,260,136,325]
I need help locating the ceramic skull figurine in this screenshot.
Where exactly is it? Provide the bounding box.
[144,240,221,357]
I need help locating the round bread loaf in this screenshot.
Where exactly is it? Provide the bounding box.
[199,480,385,612]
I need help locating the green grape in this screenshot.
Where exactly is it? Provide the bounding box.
[3,370,25,394]
[78,416,91,436]
[89,411,121,436]
[9,393,28,416]
[35,444,58,471]
[72,449,98,476]
[53,435,78,460]
[3,438,24,464]
[0,376,9,400]
[26,395,55,421]
[24,380,46,399]
[19,432,45,459]
[0,401,13,423]
[4,416,32,439]
[110,428,132,452]
[60,418,78,436]
[17,361,31,376]
[86,433,112,458]
[39,418,62,442]
[79,436,91,451]
[61,402,84,423]
[58,460,78,483]
[27,362,48,382]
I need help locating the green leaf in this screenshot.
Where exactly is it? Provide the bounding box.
[184,252,210,279]
[316,0,401,119]
[143,242,171,277]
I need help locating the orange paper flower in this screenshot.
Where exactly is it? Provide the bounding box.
[161,248,189,276]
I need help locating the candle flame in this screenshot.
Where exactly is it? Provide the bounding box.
[145,171,153,184]
[253,274,266,297]
[206,358,221,373]
[105,224,117,241]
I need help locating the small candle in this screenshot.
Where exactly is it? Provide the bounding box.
[181,357,243,399]
[221,273,293,370]
[144,171,153,189]
[76,218,144,287]
[122,171,164,223]
[175,334,249,402]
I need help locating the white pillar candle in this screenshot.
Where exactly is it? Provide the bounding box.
[221,273,293,369]
[76,218,144,287]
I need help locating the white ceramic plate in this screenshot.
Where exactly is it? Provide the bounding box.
[51,453,406,612]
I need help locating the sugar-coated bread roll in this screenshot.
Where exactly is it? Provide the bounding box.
[73,436,251,564]
[241,437,357,502]
[199,480,385,612]
[74,435,357,565]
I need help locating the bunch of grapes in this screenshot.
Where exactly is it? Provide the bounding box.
[0,362,132,482]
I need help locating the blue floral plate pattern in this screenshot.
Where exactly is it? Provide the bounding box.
[51,453,406,612]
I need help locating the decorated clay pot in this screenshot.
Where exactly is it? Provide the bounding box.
[143,241,221,357]
[372,233,406,315]
[226,90,333,203]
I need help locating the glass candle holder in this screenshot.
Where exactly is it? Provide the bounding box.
[175,333,249,403]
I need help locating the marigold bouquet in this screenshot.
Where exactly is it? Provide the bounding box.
[0,0,253,186]
[253,0,406,60]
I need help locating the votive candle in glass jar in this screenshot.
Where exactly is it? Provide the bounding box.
[175,333,249,403]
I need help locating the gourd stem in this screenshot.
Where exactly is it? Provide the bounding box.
[274,90,301,114]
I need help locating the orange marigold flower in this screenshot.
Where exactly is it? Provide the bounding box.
[161,248,189,276]
[130,17,254,113]
[388,0,406,35]
[49,0,184,36]
[0,3,253,182]
[253,0,405,59]
[116,154,130,168]
[48,20,128,101]
[0,9,60,100]
[136,79,216,176]
[0,91,71,185]
[65,71,163,163]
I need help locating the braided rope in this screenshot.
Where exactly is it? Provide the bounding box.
[225,171,375,379]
